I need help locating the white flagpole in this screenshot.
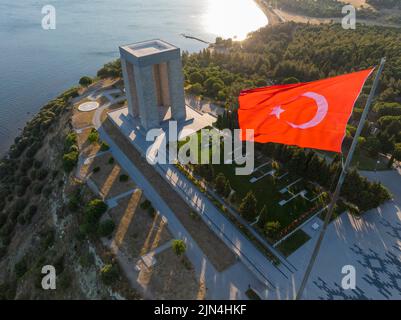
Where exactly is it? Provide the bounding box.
[295,58,386,300]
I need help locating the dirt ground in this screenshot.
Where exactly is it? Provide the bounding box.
[274,9,332,24]
[108,190,171,257]
[72,96,108,129]
[137,247,206,300]
[338,0,373,9]
[80,152,136,199]
[102,119,236,272]
[72,109,96,130]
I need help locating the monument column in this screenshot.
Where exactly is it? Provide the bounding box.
[121,59,139,118]
[168,58,186,121]
[137,65,159,129]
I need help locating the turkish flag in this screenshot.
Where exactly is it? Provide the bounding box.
[238,68,374,152]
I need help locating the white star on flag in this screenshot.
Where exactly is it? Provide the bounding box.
[270,106,285,119]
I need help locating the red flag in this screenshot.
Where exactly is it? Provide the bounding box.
[238,68,374,152]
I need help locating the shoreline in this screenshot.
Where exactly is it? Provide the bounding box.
[254,0,401,28]
[253,0,283,26]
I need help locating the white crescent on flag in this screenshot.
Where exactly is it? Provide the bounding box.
[286,92,329,129]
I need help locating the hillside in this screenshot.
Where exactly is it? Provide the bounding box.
[0,88,139,299]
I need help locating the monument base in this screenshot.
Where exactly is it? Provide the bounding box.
[107,105,217,159]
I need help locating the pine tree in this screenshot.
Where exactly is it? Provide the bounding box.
[239,191,258,221]
[214,173,226,195]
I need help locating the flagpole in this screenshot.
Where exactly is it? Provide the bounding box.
[295,58,386,300]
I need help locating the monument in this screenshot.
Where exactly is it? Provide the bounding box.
[109,39,216,161]
[119,39,187,130]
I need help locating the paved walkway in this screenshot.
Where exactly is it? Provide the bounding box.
[106,189,137,208]
[285,168,401,299]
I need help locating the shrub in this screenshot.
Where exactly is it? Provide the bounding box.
[100,141,110,151]
[68,144,79,153]
[88,129,99,144]
[79,223,94,237]
[63,151,79,172]
[26,142,41,157]
[108,157,114,165]
[84,199,108,224]
[172,239,186,256]
[20,158,34,172]
[68,189,81,211]
[100,264,119,285]
[147,206,156,217]
[97,220,115,238]
[97,60,122,79]
[140,200,151,210]
[65,132,77,149]
[79,76,93,87]
[119,174,129,182]
[264,221,281,237]
[93,166,101,173]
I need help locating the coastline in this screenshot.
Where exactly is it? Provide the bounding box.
[253,0,282,26]
[254,0,401,28]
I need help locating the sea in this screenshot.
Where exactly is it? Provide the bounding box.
[0,0,267,155]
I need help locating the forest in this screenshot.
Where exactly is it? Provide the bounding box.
[182,22,401,163]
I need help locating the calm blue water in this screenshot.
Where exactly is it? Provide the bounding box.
[0,0,266,154]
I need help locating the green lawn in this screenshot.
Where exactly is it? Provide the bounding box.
[351,150,389,171]
[214,161,326,230]
[312,149,389,171]
[276,229,311,257]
